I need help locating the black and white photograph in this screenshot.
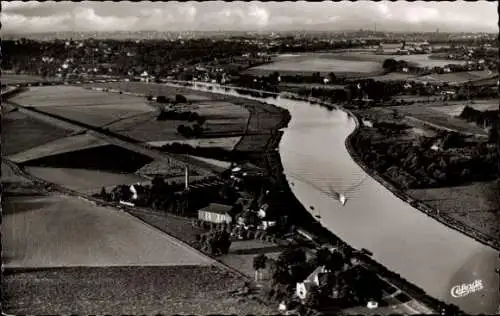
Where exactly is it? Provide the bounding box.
[1,1,499,315]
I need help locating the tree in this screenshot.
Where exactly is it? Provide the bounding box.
[279,248,307,267]
[382,58,398,71]
[175,94,188,103]
[100,186,108,200]
[253,254,268,281]
[328,72,336,84]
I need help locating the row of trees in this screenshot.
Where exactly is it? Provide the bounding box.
[352,129,498,189]
[193,228,232,256]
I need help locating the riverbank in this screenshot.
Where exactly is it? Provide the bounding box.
[345,116,499,251]
[267,94,468,314]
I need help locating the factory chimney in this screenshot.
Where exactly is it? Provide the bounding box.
[184,166,189,190]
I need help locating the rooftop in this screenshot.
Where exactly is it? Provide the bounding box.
[198,203,233,215]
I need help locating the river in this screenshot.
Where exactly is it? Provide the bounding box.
[163,82,499,313]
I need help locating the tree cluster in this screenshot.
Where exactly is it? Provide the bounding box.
[106,176,221,216]
[459,106,498,129]
[176,123,205,138]
[157,109,206,124]
[195,227,232,256]
[352,129,498,189]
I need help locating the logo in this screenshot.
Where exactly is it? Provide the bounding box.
[450,280,484,298]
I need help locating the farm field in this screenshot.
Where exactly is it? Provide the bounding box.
[430,99,499,116]
[7,133,109,164]
[107,106,247,142]
[147,136,242,151]
[2,110,73,156]
[83,82,214,102]
[413,70,496,84]
[24,167,148,192]
[395,104,489,136]
[10,86,155,127]
[3,265,274,315]
[407,181,499,241]
[247,53,381,75]
[246,52,463,76]
[3,194,215,268]
[10,86,152,111]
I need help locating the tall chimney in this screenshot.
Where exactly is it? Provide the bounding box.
[184,166,189,190]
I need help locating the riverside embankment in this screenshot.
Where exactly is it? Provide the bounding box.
[168,81,499,315]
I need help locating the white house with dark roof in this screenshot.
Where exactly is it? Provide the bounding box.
[296,265,328,300]
[198,203,233,224]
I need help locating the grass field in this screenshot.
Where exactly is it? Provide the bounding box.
[24,167,148,192]
[3,194,215,268]
[2,111,73,156]
[407,181,499,241]
[3,265,274,315]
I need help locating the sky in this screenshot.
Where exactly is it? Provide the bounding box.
[2,1,498,34]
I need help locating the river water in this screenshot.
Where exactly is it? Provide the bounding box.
[170,82,499,314]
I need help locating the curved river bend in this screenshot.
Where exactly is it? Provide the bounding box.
[170,82,499,314]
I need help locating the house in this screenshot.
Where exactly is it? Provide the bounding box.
[237,209,259,228]
[198,203,233,224]
[296,265,328,300]
[257,203,269,219]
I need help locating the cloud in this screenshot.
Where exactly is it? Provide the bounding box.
[1,1,497,34]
